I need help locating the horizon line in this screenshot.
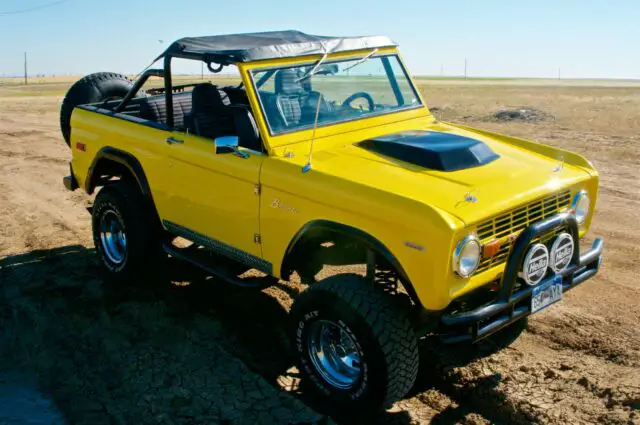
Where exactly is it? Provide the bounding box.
[1,74,639,82]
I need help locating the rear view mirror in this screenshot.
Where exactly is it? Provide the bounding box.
[316,64,339,75]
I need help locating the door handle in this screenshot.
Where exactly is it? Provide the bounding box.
[232,147,250,159]
[166,137,184,145]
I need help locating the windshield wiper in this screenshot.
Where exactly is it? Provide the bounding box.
[341,48,379,73]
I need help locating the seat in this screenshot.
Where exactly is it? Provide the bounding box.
[188,83,236,139]
[230,106,262,152]
[222,86,250,105]
[139,92,192,129]
[274,69,306,127]
[274,69,333,129]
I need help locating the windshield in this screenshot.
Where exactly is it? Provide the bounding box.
[250,54,422,135]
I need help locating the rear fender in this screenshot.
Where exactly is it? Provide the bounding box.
[86,147,152,197]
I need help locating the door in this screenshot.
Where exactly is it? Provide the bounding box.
[162,131,263,260]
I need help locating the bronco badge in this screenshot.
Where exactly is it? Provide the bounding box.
[270,198,298,214]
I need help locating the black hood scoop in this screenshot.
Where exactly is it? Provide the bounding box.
[357,130,500,172]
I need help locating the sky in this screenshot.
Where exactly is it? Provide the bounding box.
[0,0,638,79]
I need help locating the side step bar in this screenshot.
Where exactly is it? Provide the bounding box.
[162,244,277,289]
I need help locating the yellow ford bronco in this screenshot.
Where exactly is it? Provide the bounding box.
[61,31,604,412]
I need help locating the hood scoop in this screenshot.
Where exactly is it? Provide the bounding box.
[357,130,500,172]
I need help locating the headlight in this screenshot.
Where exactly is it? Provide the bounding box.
[453,235,481,278]
[572,190,590,225]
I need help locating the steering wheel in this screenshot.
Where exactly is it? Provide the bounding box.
[342,92,375,112]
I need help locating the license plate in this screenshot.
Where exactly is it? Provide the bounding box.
[531,275,563,314]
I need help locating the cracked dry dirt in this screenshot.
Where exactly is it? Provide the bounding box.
[0,80,638,424]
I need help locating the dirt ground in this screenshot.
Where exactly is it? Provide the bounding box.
[0,78,638,425]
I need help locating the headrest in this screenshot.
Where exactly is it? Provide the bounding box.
[192,83,231,109]
[275,69,307,95]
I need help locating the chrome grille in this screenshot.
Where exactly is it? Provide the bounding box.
[475,190,572,274]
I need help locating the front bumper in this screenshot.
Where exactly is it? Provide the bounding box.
[439,214,604,344]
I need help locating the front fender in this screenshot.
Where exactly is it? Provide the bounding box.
[282,219,419,302]
[446,122,598,177]
[259,159,464,310]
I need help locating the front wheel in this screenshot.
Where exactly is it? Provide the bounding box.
[290,274,419,413]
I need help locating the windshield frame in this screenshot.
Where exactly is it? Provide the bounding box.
[248,53,423,137]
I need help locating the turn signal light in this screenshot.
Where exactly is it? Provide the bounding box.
[482,239,501,258]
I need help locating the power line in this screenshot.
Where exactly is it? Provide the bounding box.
[0,0,70,16]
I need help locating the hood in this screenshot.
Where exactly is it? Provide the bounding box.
[308,125,590,225]
[357,130,500,172]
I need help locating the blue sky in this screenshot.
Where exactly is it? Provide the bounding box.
[0,0,637,79]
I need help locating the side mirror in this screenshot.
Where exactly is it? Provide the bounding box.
[214,136,239,154]
[231,107,261,152]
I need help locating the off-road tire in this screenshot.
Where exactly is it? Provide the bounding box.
[92,180,163,282]
[290,274,419,413]
[60,72,143,146]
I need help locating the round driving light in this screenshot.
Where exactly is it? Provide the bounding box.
[453,236,481,278]
[572,191,590,225]
[520,243,549,286]
[550,233,574,274]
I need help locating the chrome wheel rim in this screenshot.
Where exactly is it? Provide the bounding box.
[307,320,362,390]
[99,211,127,265]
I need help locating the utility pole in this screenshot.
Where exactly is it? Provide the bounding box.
[24,52,28,85]
[201,61,204,80]
[558,67,561,80]
[464,57,468,79]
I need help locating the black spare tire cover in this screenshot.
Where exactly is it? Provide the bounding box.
[60,72,142,146]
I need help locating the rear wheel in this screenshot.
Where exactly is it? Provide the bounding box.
[92,181,163,282]
[290,274,419,413]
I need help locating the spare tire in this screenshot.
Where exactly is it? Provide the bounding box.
[60,72,143,146]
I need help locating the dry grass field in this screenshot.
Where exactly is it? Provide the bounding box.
[0,76,638,425]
